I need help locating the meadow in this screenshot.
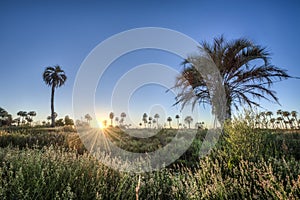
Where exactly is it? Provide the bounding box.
[0,114,300,199]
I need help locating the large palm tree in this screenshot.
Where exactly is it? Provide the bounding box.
[173,36,290,120]
[43,65,67,127]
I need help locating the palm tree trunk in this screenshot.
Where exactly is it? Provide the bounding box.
[51,85,55,127]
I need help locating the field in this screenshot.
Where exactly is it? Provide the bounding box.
[0,116,300,199]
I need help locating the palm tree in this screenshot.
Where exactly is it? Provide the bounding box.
[154,113,160,128]
[276,117,284,129]
[103,120,107,128]
[17,111,27,125]
[167,117,172,128]
[270,118,276,129]
[184,116,193,129]
[120,112,126,125]
[282,111,291,129]
[291,111,299,129]
[85,114,92,125]
[109,112,114,127]
[266,111,273,128]
[175,114,180,129]
[43,65,67,127]
[142,113,148,128]
[27,111,37,126]
[148,116,153,128]
[173,36,290,121]
[115,117,119,126]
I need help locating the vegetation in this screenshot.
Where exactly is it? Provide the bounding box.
[173,36,291,120]
[0,114,299,199]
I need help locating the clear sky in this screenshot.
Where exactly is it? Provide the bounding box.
[1,0,300,127]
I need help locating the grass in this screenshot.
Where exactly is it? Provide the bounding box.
[0,116,300,199]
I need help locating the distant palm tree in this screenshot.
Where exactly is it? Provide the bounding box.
[27,111,36,126]
[85,114,92,125]
[109,112,114,126]
[270,118,276,129]
[43,65,67,127]
[276,117,284,129]
[173,36,290,121]
[167,117,172,128]
[266,111,273,128]
[17,111,27,125]
[103,120,107,128]
[291,111,299,129]
[148,117,153,128]
[282,111,291,129]
[115,117,119,126]
[175,114,180,129]
[120,112,126,125]
[142,113,148,128]
[154,113,160,128]
[184,116,193,129]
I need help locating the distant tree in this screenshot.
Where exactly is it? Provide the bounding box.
[142,113,148,128]
[120,112,126,125]
[103,120,108,128]
[0,107,12,126]
[27,111,37,126]
[85,114,92,125]
[282,111,291,129]
[115,117,119,126]
[154,113,160,128]
[291,111,299,129]
[184,116,193,129]
[139,122,143,128]
[109,112,114,126]
[175,114,180,129]
[152,119,156,128]
[64,115,74,126]
[43,65,67,127]
[56,118,64,126]
[148,117,153,128]
[17,111,27,125]
[167,117,172,128]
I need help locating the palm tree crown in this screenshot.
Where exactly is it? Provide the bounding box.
[173,36,290,120]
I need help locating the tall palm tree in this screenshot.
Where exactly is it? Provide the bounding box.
[120,112,126,125]
[282,111,291,129]
[109,112,114,127]
[291,111,299,129]
[148,116,153,128]
[173,36,290,120]
[17,111,27,125]
[167,117,172,128]
[184,116,193,129]
[115,117,119,126]
[85,114,92,125]
[142,113,148,128]
[43,65,67,127]
[175,114,180,129]
[154,113,160,128]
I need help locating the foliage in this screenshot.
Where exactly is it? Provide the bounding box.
[173,36,291,119]
[0,115,300,199]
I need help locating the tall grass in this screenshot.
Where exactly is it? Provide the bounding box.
[0,115,300,199]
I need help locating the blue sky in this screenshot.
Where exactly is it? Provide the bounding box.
[0,0,300,127]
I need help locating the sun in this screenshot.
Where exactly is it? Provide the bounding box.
[98,123,105,130]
